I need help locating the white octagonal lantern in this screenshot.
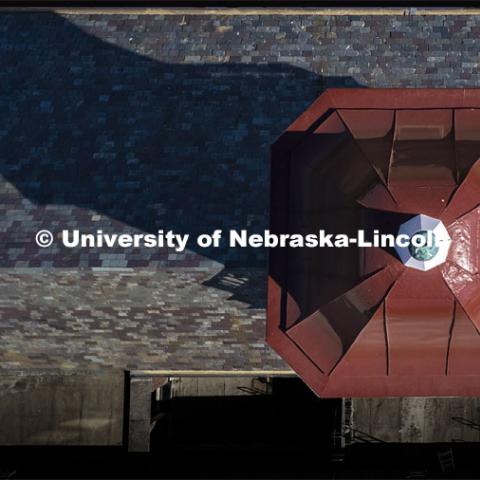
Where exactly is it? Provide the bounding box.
[395,214,451,272]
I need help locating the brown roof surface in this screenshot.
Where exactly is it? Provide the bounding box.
[1,267,287,371]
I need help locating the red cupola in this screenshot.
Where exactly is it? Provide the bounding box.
[268,88,480,397]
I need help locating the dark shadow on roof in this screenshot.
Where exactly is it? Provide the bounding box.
[0,12,361,308]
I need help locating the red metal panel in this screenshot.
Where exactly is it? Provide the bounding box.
[356,182,400,212]
[338,109,394,184]
[361,244,403,277]
[266,278,328,395]
[287,266,400,374]
[285,210,362,327]
[388,109,456,217]
[328,88,480,110]
[441,159,480,225]
[329,303,388,377]
[443,262,480,334]
[291,111,348,171]
[454,109,480,182]
[385,269,455,376]
[446,303,480,376]
[446,206,480,275]
[286,310,343,374]
[290,112,384,213]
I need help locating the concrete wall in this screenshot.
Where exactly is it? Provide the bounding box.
[351,397,480,443]
[0,371,124,445]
